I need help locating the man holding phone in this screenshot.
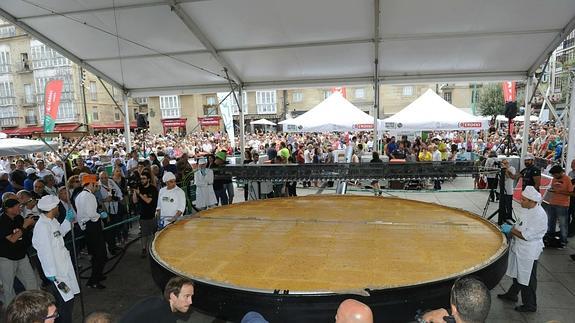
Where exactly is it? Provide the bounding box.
[0,198,39,305]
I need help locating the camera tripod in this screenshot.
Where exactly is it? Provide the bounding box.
[482,167,514,224]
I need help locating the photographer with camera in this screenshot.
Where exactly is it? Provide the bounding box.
[485,151,499,202]
[499,158,516,225]
[131,171,158,258]
[32,195,79,323]
[99,171,123,255]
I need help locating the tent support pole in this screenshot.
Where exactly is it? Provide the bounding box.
[225,69,244,162]
[123,93,132,152]
[521,77,533,168]
[566,71,575,168]
[373,0,381,151]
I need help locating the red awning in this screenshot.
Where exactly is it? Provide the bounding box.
[54,123,80,132]
[1,128,21,135]
[161,118,187,127]
[14,126,43,136]
[91,122,137,130]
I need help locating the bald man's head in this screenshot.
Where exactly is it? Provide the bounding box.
[335,299,373,323]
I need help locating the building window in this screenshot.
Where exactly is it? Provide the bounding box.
[402,86,413,97]
[159,95,181,119]
[256,91,277,114]
[354,88,365,99]
[206,96,217,105]
[24,84,34,103]
[217,91,248,115]
[0,81,15,106]
[114,111,121,121]
[30,41,70,69]
[443,92,452,103]
[25,109,37,124]
[0,25,16,39]
[203,105,218,116]
[471,88,480,104]
[89,81,97,101]
[0,50,10,74]
[292,92,303,102]
[92,106,99,121]
[323,90,332,100]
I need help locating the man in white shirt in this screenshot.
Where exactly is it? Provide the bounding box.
[75,174,108,289]
[50,160,65,186]
[126,151,139,172]
[35,159,53,179]
[156,172,186,229]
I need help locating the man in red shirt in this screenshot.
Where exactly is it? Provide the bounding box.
[544,165,574,248]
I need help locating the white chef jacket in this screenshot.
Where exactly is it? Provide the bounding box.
[32,214,80,301]
[157,186,186,223]
[75,189,101,230]
[194,169,217,209]
[506,203,547,285]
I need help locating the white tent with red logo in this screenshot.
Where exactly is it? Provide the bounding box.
[279,92,374,132]
[378,89,488,131]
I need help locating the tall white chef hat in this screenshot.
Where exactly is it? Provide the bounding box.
[37,195,61,212]
[522,186,541,203]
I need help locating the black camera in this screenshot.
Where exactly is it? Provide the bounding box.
[57,281,70,293]
[127,173,141,188]
[110,189,119,201]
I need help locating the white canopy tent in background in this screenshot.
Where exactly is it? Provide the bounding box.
[280,92,374,132]
[0,138,58,157]
[379,89,488,132]
[250,119,276,126]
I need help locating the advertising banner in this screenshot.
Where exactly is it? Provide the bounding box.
[43,80,63,133]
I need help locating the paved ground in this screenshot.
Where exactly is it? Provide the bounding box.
[3,177,574,322]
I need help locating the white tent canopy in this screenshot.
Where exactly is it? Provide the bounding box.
[1,1,574,95]
[379,89,488,131]
[0,138,58,157]
[280,92,374,132]
[250,118,276,126]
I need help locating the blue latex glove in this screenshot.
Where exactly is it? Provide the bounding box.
[500,224,513,234]
[65,209,75,222]
[99,211,108,219]
[46,276,56,282]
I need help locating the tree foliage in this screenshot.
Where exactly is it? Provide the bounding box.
[478,83,505,118]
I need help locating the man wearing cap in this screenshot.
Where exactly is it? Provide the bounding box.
[33,195,79,323]
[518,153,541,191]
[75,174,108,289]
[498,186,547,312]
[0,198,39,305]
[194,158,217,210]
[23,167,37,191]
[156,172,186,228]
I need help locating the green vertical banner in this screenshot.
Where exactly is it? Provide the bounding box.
[43,80,63,133]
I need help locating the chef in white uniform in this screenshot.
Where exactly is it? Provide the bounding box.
[498,185,547,313]
[194,158,217,210]
[156,172,186,228]
[32,195,79,323]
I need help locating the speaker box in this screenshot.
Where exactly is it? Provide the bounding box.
[504,101,517,119]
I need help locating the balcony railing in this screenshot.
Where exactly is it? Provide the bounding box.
[0,25,16,39]
[20,97,36,106]
[25,116,38,125]
[15,61,32,73]
[0,116,19,127]
[0,97,16,106]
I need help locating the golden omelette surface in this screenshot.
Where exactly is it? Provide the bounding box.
[152,195,506,293]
